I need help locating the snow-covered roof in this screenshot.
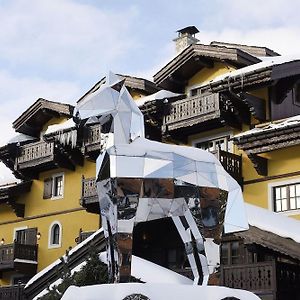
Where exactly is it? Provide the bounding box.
[211,54,300,84]
[135,90,182,107]
[44,118,76,135]
[62,283,260,300]
[245,203,300,243]
[7,133,37,144]
[234,114,300,139]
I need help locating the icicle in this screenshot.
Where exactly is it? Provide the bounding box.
[55,130,77,148]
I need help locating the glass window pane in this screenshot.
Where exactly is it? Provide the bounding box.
[221,243,229,265]
[290,197,296,209]
[275,188,281,200]
[290,185,295,197]
[231,241,239,264]
[282,199,287,211]
[275,200,282,212]
[281,187,287,199]
[297,197,300,209]
[296,184,300,196]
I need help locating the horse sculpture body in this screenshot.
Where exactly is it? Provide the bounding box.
[75,72,248,285]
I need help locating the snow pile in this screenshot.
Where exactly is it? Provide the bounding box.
[44,118,77,148]
[135,90,182,107]
[245,203,300,243]
[62,283,260,300]
[234,114,300,139]
[211,54,300,84]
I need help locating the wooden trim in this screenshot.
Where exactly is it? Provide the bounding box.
[244,170,300,185]
[0,207,85,226]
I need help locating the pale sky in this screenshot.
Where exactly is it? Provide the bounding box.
[1,0,300,183]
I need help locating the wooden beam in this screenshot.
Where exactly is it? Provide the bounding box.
[247,153,268,176]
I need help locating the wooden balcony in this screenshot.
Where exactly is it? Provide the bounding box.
[0,243,38,275]
[14,141,75,178]
[162,93,243,142]
[80,177,99,214]
[221,261,300,300]
[84,124,102,160]
[212,149,243,186]
[0,284,25,300]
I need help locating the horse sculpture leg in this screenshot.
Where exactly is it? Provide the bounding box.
[172,210,209,285]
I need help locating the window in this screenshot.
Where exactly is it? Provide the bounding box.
[221,241,242,265]
[49,221,62,248]
[293,80,300,106]
[43,173,64,199]
[14,227,37,245]
[194,134,232,152]
[273,183,300,212]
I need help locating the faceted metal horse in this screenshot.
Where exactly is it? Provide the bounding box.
[75,72,248,285]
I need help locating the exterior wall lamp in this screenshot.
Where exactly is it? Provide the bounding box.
[0,238,4,245]
[36,232,41,240]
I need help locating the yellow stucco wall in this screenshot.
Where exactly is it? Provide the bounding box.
[0,118,100,286]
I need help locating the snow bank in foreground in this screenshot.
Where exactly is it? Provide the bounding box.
[245,203,300,243]
[62,283,260,300]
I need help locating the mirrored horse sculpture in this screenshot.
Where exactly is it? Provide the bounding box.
[75,72,248,285]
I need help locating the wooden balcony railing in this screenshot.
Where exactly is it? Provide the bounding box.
[0,284,25,300]
[84,124,102,154]
[212,149,243,185]
[81,177,98,213]
[163,93,221,132]
[221,262,276,294]
[0,243,38,271]
[15,141,54,169]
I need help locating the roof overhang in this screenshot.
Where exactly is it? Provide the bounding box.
[13,98,74,137]
[153,43,260,91]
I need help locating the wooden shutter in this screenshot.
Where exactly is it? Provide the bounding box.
[43,177,53,199]
[25,228,37,245]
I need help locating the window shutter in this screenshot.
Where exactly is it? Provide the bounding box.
[43,177,53,199]
[25,227,37,245]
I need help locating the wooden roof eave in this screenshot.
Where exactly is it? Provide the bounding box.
[153,44,260,86]
[234,226,300,262]
[13,99,74,136]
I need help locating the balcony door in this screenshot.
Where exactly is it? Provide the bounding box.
[15,227,37,245]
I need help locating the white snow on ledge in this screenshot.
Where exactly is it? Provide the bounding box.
[135,90,182,107]
[45,118,76,135]
[62,283,260,300]
[245,203,300,243]
[234,115,300,139]
[210,54,300,84]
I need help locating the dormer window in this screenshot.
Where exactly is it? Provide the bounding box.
[294,79,300,106]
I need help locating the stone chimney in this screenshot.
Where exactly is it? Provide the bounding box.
[173,26,199,53]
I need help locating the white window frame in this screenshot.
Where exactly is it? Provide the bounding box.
[48,221,62,249]
[192,131,233,152]
[268,178,300,216]
[13,226,28,242]
[51,172,64,200]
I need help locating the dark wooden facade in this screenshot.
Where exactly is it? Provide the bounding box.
[220,226,300,300]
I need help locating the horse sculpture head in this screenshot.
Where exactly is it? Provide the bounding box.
[75,72,249,285]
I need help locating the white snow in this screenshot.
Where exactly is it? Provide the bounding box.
[44,118,77,148]
[62,283,260,300]
[45,118,76,135]
[234,114,300,139]
[211,54,300,84]
[7,133,36,145]
[135,90,182,107]
[245,203,300,243]
[14,258,37,264]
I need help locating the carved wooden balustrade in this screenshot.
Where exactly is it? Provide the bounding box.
[0,243,38,271]
[0,284,25,300]
[84,124,102,154]
[15,141,54,170]
[80,177,98,213]
[212,149,243,186]
[221,262,276,298]
[163,93,221,132]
